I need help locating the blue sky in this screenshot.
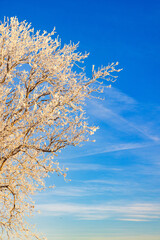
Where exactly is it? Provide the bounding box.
[1,0,160,239]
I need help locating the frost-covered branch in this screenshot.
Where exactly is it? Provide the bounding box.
[0,17,121,239]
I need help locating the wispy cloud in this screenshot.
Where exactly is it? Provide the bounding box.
[57,87,160,160]
[84,179,121,185]
[59,141,157,160]
[66,163,122,171]
[35,181,126,198]
[118,218,150,222]
[87,87,160,142]
[36,202,160,221]
[87,142,158,156]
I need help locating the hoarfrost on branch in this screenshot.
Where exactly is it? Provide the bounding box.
[0,17,121,239]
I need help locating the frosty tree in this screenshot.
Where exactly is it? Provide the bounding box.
[0,17,121,239]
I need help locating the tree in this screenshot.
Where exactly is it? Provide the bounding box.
[0,17,121,239]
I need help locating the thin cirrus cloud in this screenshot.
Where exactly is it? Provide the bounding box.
[89,101,160,142]
[59,141,158,160]
[65,163,122,171]
[37,202,160,222]
[87,87,160,142]
[37,184,125,198]
[79,142,158,157]
[55,87,160,163]
[57,87,160,161]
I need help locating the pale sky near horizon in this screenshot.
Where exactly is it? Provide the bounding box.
[1,0,160,239]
